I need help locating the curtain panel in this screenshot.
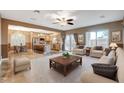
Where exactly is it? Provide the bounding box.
[74,33,78,45]
[61,32,66,51]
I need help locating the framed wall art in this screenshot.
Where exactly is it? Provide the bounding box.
[111,31,121,42]
[78,34,85,45]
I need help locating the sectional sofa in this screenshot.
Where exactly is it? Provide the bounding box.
[80,48,124,83]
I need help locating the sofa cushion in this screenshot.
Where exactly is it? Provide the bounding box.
[90,49,103,58]
[108,50,116,64]
[73,48,83,52]
[92,63,118,80]
[116,49,124,82]
[14,57,30,67]
[99,55,115,65]
[73,48,86,55]
[116,48,123,57]
[92,50,103,54]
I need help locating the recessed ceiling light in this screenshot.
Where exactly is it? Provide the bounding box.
[33,10,40,14]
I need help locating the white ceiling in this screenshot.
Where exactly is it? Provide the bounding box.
[0,10,124,31]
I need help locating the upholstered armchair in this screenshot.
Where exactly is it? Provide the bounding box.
[90,46,104,58]
[72,45,86,55]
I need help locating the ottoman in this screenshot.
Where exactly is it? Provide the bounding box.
[14,57,31,74]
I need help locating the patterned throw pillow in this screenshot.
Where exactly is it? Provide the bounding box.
[78,45,84,49]
[95,46,103,50]
[92,63,118,80]
[105,48,111,56]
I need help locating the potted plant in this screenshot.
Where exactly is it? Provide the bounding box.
[62,52,70,58]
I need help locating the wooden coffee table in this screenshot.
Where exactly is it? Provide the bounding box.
[49,55,82,76]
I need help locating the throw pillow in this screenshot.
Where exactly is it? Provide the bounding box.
[105,48,111,56]
[78,45,84,49]
[95,46,103,50]
[108,50,116,64]
[99,55,115,65]
[92,63,117,80]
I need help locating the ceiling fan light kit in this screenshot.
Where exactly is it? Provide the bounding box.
[53,17,74,26]
[47,10,76,26]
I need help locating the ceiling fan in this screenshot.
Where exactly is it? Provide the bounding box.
[46,10,76,26]
[53,17,74,26]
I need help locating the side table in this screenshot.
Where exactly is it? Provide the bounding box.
[86,48,91,56]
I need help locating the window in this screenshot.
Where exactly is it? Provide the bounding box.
[11,33,26,46]
[97,31,109,47]
[86,30,109,48]
[86,32,96,47]
[65,34,76,51]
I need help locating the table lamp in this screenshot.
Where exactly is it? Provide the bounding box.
[109,42,118,49]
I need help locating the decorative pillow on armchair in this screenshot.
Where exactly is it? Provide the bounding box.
[94,46,103,50]
[92,63,118,80]
[104,48,111,56]
[77,45,84,49]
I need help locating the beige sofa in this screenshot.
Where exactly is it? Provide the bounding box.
[80,48,124,83]
[90,46,104,58]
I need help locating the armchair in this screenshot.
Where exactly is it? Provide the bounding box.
[90,46,104,58]
[72,45,86,55]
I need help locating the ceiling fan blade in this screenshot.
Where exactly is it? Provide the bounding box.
[56,18,61,21]
[52,22,59,24]
[67,19,73,21]
[68,22,74,25]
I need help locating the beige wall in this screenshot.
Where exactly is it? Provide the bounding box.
[123,26,124,49]
[1,19,9,58]
[65,20,123,46]
[0,14,1,59]
[122,18,124,49]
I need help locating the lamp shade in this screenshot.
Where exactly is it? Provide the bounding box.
[109,42,118,49]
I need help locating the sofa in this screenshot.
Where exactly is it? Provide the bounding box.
[80,48,124,83]
[90,46,104,58]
